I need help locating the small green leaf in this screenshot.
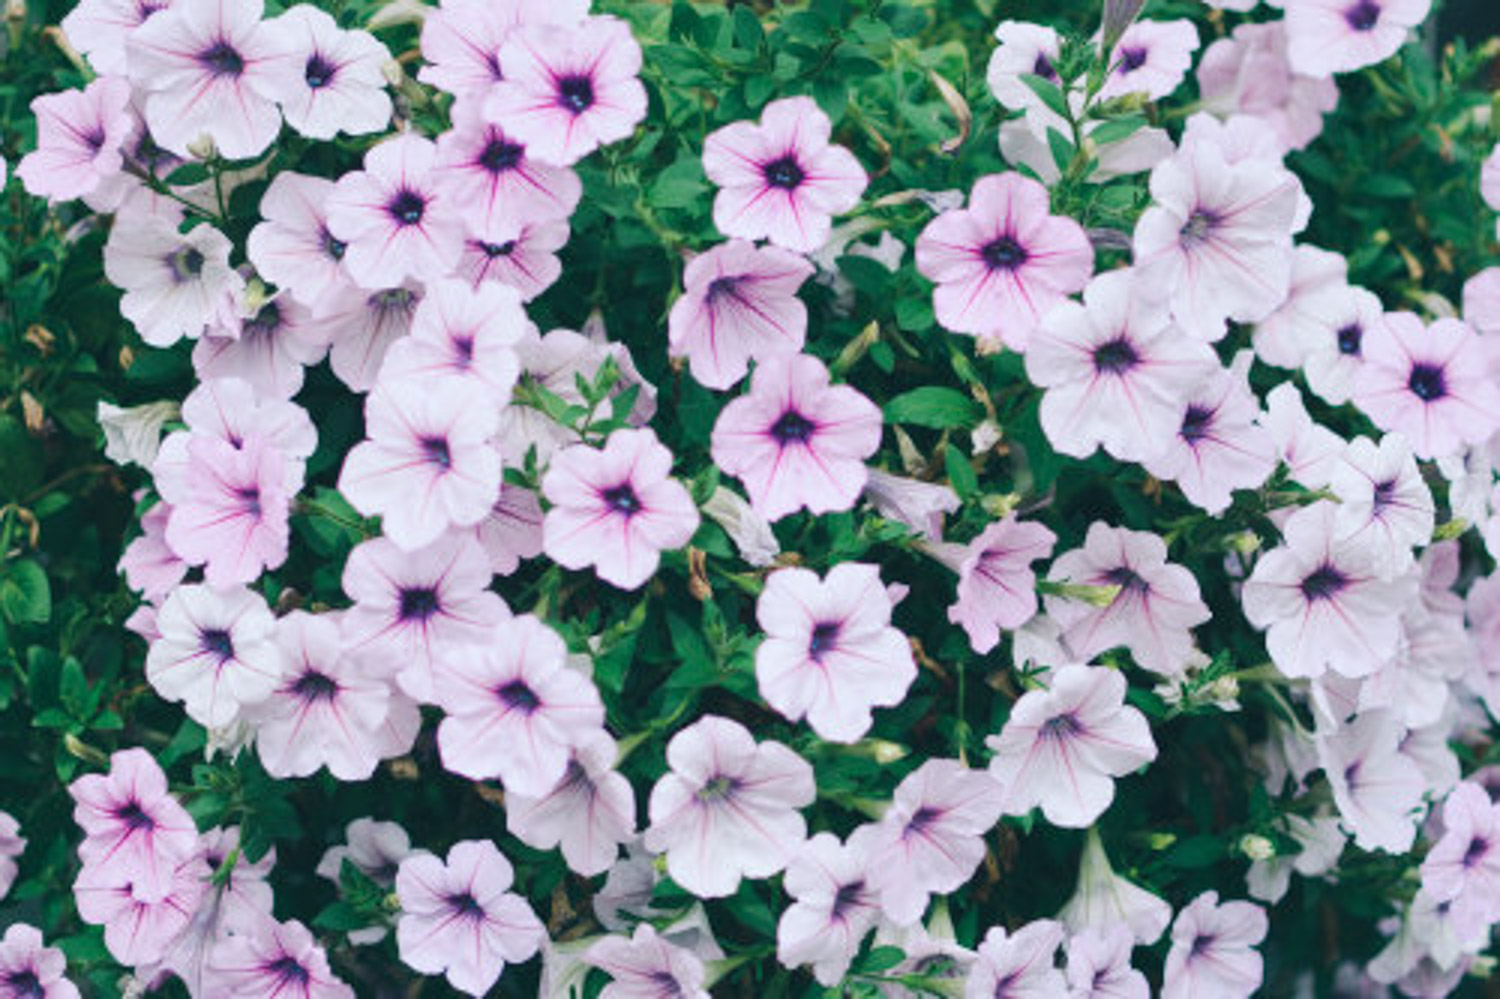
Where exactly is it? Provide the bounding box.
[884,387,981,429]
[945,446,979,498]
[1020,75,1069,119]
[0,559,51,625]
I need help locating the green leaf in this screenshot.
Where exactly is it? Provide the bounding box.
[945,446,979,499]
[1089,114,1148,146]
[647,156,708,209]
[732,5,763,49]
[859,945,907,973]
[0,559,51,624]
[884,387,981,429]
[1020,75,1069,119]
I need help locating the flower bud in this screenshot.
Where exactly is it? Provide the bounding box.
[1239,834,1276,862]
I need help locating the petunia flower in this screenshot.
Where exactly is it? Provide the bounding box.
[395,840,546,997]
[326,135,465,289]
[0,813,22,903]
[69,748,200,905]
[860,758,1007,926]
[145,584,284,729]
[710,353,882,522]
[1251,245,1355,370]
[486,16,647,167]
[586,924,710,999]
[0,924,78,999]
[862,470,960,543]
[416,0,588,103]
[1245,813,1345,904]
[162,433,291,586]
[434,614,605,794]
[965,920,1066,998]
[1045,523,1211,677]
[103,204,244,347]
[1262,383,1345,491]
[126,0,293,159]
[754,562,916,742]
[1353,313,1500,460]
[61,0,174,75]
[376,278,527,401]
[306,284,424,394]
[1098,19,1200,102]
[154,378,317,496]
[1419,782,1500,921]
[205,916,354,998]
[987,664,1157,828]
[1327,434,1434,577]
[1059,828,1172,945]
[473,486,546,576]
[1161,891,1267,999]
[338,379,501,552]
[1316,709,1426,853]
[1284,0,1433,78]
[776,831,882,986]
[667,240,815,391]
[73,856,209,968]
[119,501,187,603]
[245,172,355,315]
[455,220,569,301]
[1065,925,1148,999]
[643,715,815,898]
[941,516,1057,655]
[541,427,700,591]
[702,96,867,253]
[191,297,326,400]
[1242,501,1416,679]
[1464,266,1500,337]
[915,172,1093,349]
[16,77,135,202]
[985,21,1062,111]
[506,730,635,877]
[262,5,391,140]
[1198,21,1340,154]
[1026,267,1218,464]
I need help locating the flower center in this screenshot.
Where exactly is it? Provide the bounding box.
[697,774,739,802]
[398,587,440,622]
[237,485,262,518]
[1179,404,1214,443]
[557,75,595,114]
[831,879,866,920]
[481,240,517,258]
[1033,53,1057,80]
[906,805,941,837]
[1300,564,1347,602]
[808,621,840,661]
[388,188,426,227]
[1103,565,1148,595]
[1407,363,1447,402]
[1372,478,1396,514]
[497,680,541,714]
[1092,336,1139,375]
[304,53,337,89]
[1179,209,1218,247]
[200,627,235,662]
[603,484,642,516]
[1464,836,1491,869]
[420,435,451,468]
[705,275,742,303]
[321,227,346,261]
[1344,0,1381,31]
[446,891,485,920]
[266,956,310,987]
[1189,932,1216,957]
[1118,46,1148,72]
[199,40,244,78]
[763,155,805,191]
[770,409,815,445]
[478,137,525,174]
[980,235,1028,271]
[115,798,155,832]
[292,670,339,703]
[1336,323,1363,356]
[1040,712,1082,740]
[4,971,43,999]
[84,127,107,151]
[167,246,206,283]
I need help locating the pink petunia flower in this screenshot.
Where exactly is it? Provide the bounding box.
[1132,131,1302,342]
[859,758,1007,926]
[205,916,353,997]
[1301,283,1386,406]
[250,611,419,781]
[1162,891,1267,999]
[862,470,959,543]
[119,501,187,603]
[1141,352,1278,514]
[710,353,882,522]
[541,427,700,591]
[306,284,424,394]
[434,99,582,241]
[1464,266,1500,337]
[1420,782,1500,927]
[1197,21,1340,153]
[585,924,710,999]
[434,613,605,794]
[395,840,546,997]
[1353,313,1500,460]
[0,924,78,999]
[145,584,284,729]
[338,380,501,551]
[1026,267,1218,464]
[73,856,209,967]
[1284,0,1432,78]
[754,562,916,742]
[915,172,1093,348]
[375,278,527,401]
[1315,710,1426,853]
[702,96,868,253]
[486,16,647,167]
[326,135,465,289]
[987,664,1158,828]
[103,205,244,347]
[191,297,326,400]
[1251,245,1352,370]
[1045,523,1211,677]
[69,748,199,904]
[163,434,290,587]
[965,920,1066,998]
[943,516,1057,655]
[126,0,293,159]
[455,220,569,301]
[473,486,546,576]
[1065,926,1148,999]
[1060,829,1171,945]
[776,831,882,986]
[340,533,508,702]
[416,0,588,102]
[643,715,815,898]
[1263,383,1345,491]
[986,21,1061,111]
[506,730,636,877]
[668,240,816,391]
[62,0,174,75]
[155,377,317,494]
[246,172,355,314]
[262,5,391,140]
[16,77,135,202]
[1099,19,1200,102]
[1327,434,1434,576]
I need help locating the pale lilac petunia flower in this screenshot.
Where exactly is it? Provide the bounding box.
[456,219,569,301]
[191,296,326,400]
[1327,434,1434,577]
[1098,20,1199,102]
[776,831,882,986]
[486,16,647,167]
[668,239,815,391]
[1251,245,1353,370]
[710,353,882,522]
[985,21,1062,112]
[74,856,209,967]
[1284,0,1432,78]
[1065,925,1148,999]
[1242,501,1414,680]
[205,916,353,998]
[376,278,527,401]
[126,0,293,159]
[1302,283,1386,406]
[263,5,391,140]
[1419,782,1500,933]
[434,613,605,794]
[862,469,959,543]
[1353,313,1500,460]
[586,924,710,999]
[308,284,424,394]
[1058,828,1172,946]
[1316,710,1426,853]
[1464,266,1500,337]
[338,380,501,551]
[702,96,868,253]
[327,135,465,289]
[145,584,284,729]
[119,501,187,603]
[416,0,588,103]
[395,840,545,997]
[506,730,635,877]
[473,486,546,575]
[915,172,1093,349]
[103,205,244,347]
[155,377,317,495]
[1026,268,1218,464]
[987,664,1157,828]
[541,427,700,591]
[964,920,1066,998]
[754,562,917,742]
[943,516,1056,655]
[0,924,79,999]
[1045,523,1211,677]
[1197,21,1340,153]
[62,0,174,75]
[1161,891,1267,999]
[163,434,290,586]
[643,715,815,898]
[1263,383,1345,491]
[16,77,135,202]
[245,172,355,315]
[69,748,199,904]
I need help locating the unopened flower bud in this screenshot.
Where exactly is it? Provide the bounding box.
[1227,530,1261,557]
[1239,834,1275,862]
[186,134,218,161]
[1209,675,1241,703]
